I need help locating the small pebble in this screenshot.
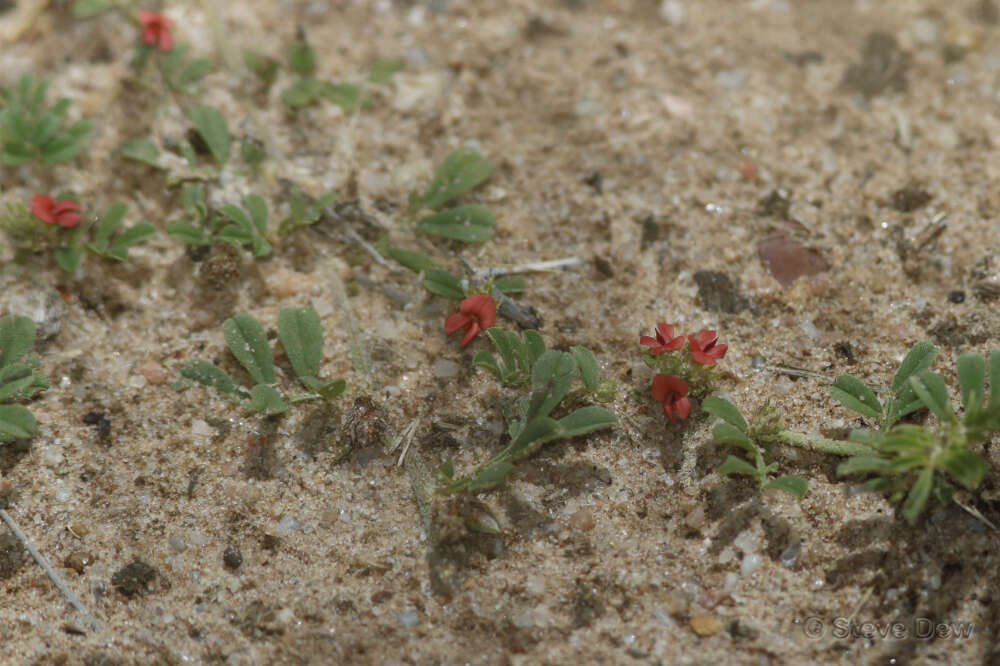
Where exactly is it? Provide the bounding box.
[432,359,460,378]
[168,535,188,553]
[64,550,94,575]
[568,508,595,531]
[947,290,965,303]
[780,540,801,567]
[398,608,420,628]
[741,553,763,577]
[912,17,939,44]
[574,98,601,117]
[659,0,685,26]
[223,545,243,570]
[141,359,169,385]
[716,69,746,91]
[690,614,723,637]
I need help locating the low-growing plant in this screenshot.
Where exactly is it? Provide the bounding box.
[173,306,346,415]
[438,332,616,493]
[0,316,50,445]
[0,73,92,166]
[0,195,155,272]
[165,184,337,255]
[409,147,496,243]
[277,35,373,112]
[703,396,808,498]
[640,322,728,424]
[831,342,998,523]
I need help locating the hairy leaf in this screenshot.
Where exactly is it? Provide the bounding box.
[223,313,275,384]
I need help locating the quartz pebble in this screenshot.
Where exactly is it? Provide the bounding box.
[690,614,723,637]
[141,359,169,385]
[398,608,420,628]
[432,359,460,378]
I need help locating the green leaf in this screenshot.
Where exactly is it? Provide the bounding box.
[486,329,519,372]
[166,220,208,246]
[278,307,324,382]
[766,475,808,498]
[282,78,322,108]
[288,41,316,77]
[830,375,882,419]
[570,346,599,391]
[244,195,268,234]
[557,406,616,438]
[73,0,113,18]
[938,450,986,490]
[990,349,1000,413]
[0,365,33,402]
[92,202,127,252]
[240,137,267,165]
[219,204,252,232]
[161,44,189,78]
[53,245,82,273]
[522,330,546,364]
[902,467,934,524]
[250,384,289,415]
[313,378,346,400]
[419,147,494,210]
[416,204,495,242]
[244,50,280,81]
[107,223,156,261]
[525,351,577,421]
[0,405,36,441]
[189,105,230,163]
[493,275,526,294]
[120,138,162,168]
[957,353,986,413]
[368,57,402,84]
[892,341,937,394]
[223,313,275,385]
[385,246,440,272]
[176,58,214,89]
[718,455,759,478]
[422,269,465,299]
[909,372,953,423]
[0,315,36,368]
[179,360,242,397]
[711,422,755,454]
[702,395,748,433]
[507,417,561,460]
[320,83,370,112]
[472,350,501,379]
[41,123,91,163]
[456,461,514,493]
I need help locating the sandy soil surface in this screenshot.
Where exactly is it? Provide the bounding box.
[2,0,1000,664]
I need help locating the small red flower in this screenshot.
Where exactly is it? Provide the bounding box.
[688,329,728,366]
[640,322,685,355]
[139,10,174,51]
[651,373,691,424]
[445,293,496,347]
[31,194,82,228]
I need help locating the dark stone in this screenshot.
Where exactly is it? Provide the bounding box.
[970,0,999,24]
[0,533,27,580]
[582,172,603,194]
[640,215,660,246]
[82,411,111,445]
[784,50,824,66]
[973,282,1000,303]
[186,127,212,156]
[841,32,910,97]
[947,290,966,304]
[111,559,157,597]
[758,233,831,287]
[693,271,750,313]
[223,545,243,571]
[891,184,932,212]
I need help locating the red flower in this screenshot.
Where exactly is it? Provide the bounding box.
[651,373,691,424]
[688,329,727,366]
[139,10,174,51]
[445,293,496,347]
[640,322,685,355]
[31,194,82,228]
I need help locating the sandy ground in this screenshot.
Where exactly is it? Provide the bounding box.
[2,0,1000,663]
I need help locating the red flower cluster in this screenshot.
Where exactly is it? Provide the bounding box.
[651,373,690,424]
[139,10,174,51]
[31,194,82,228]
[445,294,496,347]
[641,323,728,367]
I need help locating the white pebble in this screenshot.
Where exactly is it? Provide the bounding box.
[398,608,420,628]
[741,553,764,577]
[659,0,685,26]
[432,359,460,378]
[733,529,760,554]
[716,69,746,91]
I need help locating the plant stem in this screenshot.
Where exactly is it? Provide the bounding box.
[775,430,877,457]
